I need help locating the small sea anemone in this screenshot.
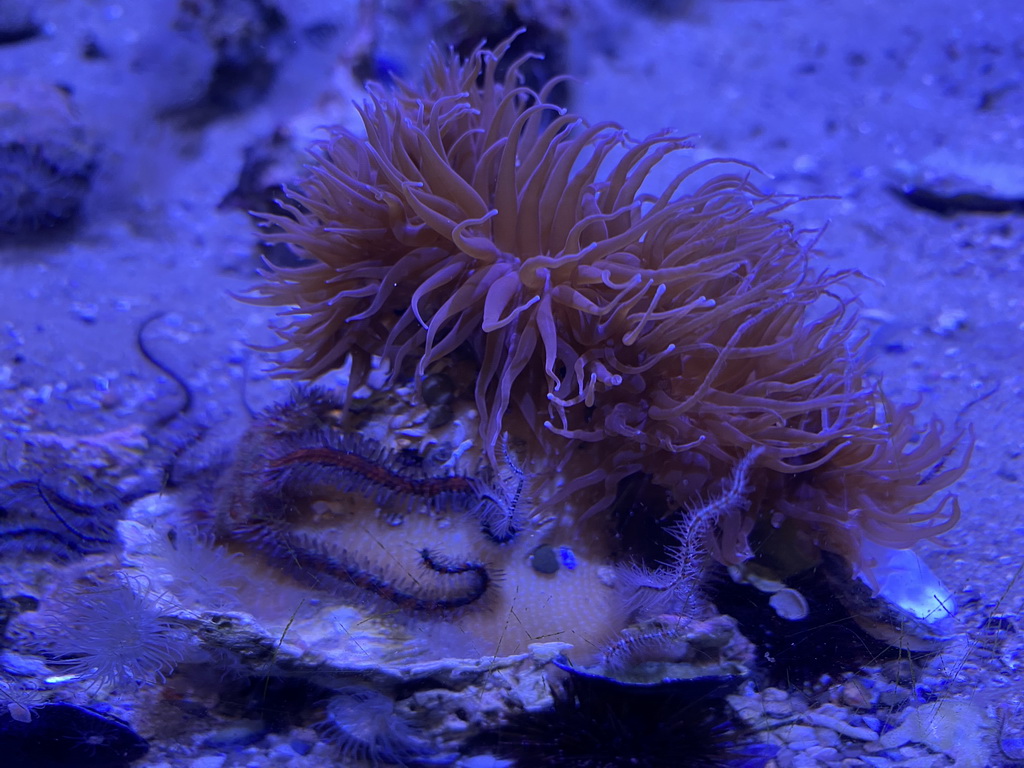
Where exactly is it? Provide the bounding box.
[248,33,968,579]
[315,686,433,766]
[153,526,244,610]
[41,574,186,691]
[0,78,97,235]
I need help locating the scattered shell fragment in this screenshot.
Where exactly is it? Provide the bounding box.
[827,542,956,651]
[728,562,810,620]
[768,588,810,621]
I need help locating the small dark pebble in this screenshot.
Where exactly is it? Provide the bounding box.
[426,403,454,429]
[880,658,916,684]
[422,373,456,406]
[891,184,1024,217]
[11,594,39,612]
[100,390,122,409]
[0,2,39,45]
[160,0,289,127]
[914,683,940,703]
[0,703,148,768]
[169,697,209,718]
[290,738,313,756]
[980,614,1017,633]
[877,687,914,709]
[82,36,107,60]
[529,545,559,575]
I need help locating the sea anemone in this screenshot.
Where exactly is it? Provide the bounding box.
[247,33,968,579]
[0,78,97,235]
[315,686,434,767]
[153,526,245,610]
[41,574,186,691]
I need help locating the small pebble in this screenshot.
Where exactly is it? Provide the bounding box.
[860,715,882,733]
[529,545,559,575]
[877,686,914,708]
[0,0,40,44]
[881,658,916,684]
[813,703,847,720]
[897,744,929,758]
[807,746,840,761]
[200,720,266,748]
[840,679,873,709]
[769,588,809,620]
[71,302,99,323]
[763,701,793,717]
[558,546,576,570]
[805,711,879,742]
[100,390,122,409]
[933,308,967,336]
[426,403,454,428]
[421,373,455,406]
[268,742,295,760]
[813,726,841,747]
[779,725,817,743]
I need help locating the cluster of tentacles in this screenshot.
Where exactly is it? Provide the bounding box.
[247,33,969,585]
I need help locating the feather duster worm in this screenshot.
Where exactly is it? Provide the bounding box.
[246,33,968,580]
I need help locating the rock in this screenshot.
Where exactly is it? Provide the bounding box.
[0,702,148,768]
[839,678,874,709]
[878,701,991,767]
[0,0,39,44]
[161,0,291,126]
[804,708,879,742]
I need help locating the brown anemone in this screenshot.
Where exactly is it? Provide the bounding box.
[247,34,967,574]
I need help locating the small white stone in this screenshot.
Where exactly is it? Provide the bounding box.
[769,588,810,621]
[933,308,967,336]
